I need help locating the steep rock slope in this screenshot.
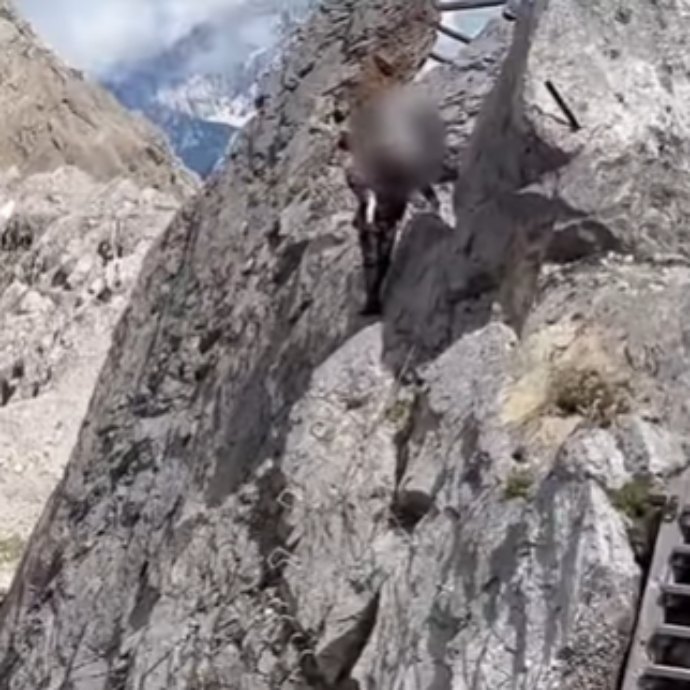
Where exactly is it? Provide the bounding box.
[1,1,689,689]
[0,1,197,594]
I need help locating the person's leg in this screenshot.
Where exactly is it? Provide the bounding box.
[344,161,371,231]
[375,206,401,280]
[346,164,411,315]
[361,194,407,314]
[344,162,389,315]
[419,183,440,214]
[357,223,384,316]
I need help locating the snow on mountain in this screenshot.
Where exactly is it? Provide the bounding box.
[72,0,494,179]
[101,1,316,178]
[154,74,256,130]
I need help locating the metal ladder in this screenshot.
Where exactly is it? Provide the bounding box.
[621,472,690,689]
[429,0,519,64]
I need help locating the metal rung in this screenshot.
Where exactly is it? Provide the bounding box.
[435,22,472,44]
[619,469,690,689]
[661,582,690,597]
[435,0,507,11]
[671,544,690,558]
[643,664,690,682]
[654,623,690,640]
[428,51,455,65]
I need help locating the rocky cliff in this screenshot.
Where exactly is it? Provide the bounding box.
[1,0,689,688]
[0,0,197,595]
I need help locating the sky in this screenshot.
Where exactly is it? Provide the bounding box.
[16,0,253,74]
[16,0,497,76]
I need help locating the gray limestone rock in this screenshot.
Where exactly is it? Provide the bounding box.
[0,3,197,594]
[1,0,690,689]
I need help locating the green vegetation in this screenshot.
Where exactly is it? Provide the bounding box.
[503,468,535,501]
[385,397,414,433]
[610,476,667,565]
[610,477,658,522]
[0,533,25,565]
[549,365,631,427]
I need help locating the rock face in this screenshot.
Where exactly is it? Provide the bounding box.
[0,1,196,594]
[1,0,689,689]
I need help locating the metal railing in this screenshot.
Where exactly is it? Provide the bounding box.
[430,0,515,65]
[428,0,581,133]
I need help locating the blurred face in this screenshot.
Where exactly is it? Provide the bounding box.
[354,89,428,166]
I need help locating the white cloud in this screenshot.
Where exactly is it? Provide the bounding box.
[15,0,496,76]
[14,0,255,74]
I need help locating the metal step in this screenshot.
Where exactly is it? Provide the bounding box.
[653,623,690,641]
[671,544,690,558]
[429,51,455,65]
[643,664,690,682]
[620,469,690,689]
[435,0,507,10]
[660,582,690,599]
[428,0,515,65]
[427,0,520,66]
[435,21,472,45]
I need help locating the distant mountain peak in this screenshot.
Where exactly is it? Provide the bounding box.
[100,0,317,178]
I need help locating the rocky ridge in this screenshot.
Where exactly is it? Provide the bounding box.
[0,0,197,594]
[1,0,690,689]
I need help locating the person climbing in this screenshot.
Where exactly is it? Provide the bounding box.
[337,54,456,315]
[340,156,408,315]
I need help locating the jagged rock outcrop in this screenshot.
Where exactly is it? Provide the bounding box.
[1,0,689,688]
[0,1,197,594]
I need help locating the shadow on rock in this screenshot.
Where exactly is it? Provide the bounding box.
[380,210,494,375]
[380,186,622,377]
